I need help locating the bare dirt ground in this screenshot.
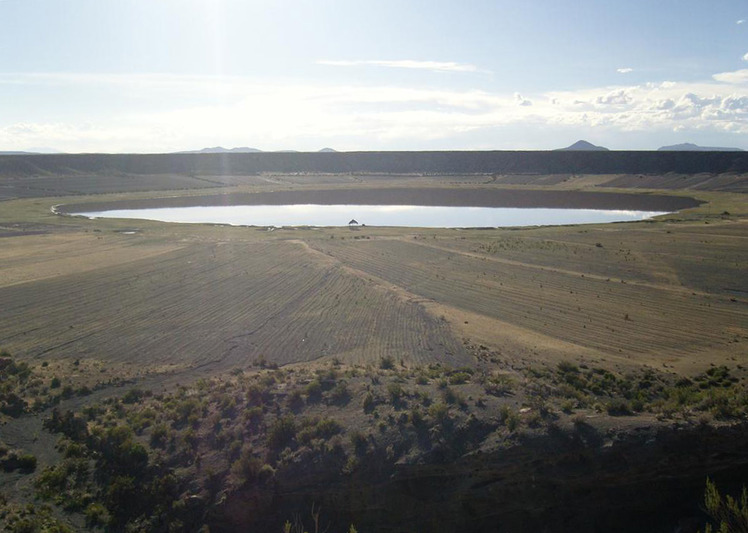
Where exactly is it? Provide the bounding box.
[0,174,745,380]
[0,172,746,532]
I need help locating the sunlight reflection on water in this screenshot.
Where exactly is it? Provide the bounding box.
[78,204,667,228]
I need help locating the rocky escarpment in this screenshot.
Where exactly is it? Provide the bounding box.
[210,422,748,533]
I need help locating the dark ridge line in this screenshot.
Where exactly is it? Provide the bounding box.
[2,150,748,176]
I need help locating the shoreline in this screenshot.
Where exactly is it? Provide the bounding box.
[55,187,703,215]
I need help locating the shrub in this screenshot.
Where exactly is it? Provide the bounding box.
[362,392,375,414]
[84,502,110,528]
[315,418,342,439]
[329,382,351,405]
[498,405,519,430]
[246,384,271,407]
[149,423,169,448]
[448,372,471,385]
[606,399,633,416]
[287,389,305,411]
[297,418,341,445]
[105,475,141,524]
[0,393,26,417]
[702,477,748,533]
[428,402,450,424]
[121,388,146,404]
[442,387,466,408]
[387,383,404,404]
[557,361,579,374]
[17,453,37,471]
[244,406,264,427]
[304,380,323,403]
[379,356,395,370]
[267,416,296,451]
[231,449,273,486]
[505,411,520,431]
[349,431,368,456]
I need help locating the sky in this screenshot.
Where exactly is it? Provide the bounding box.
[0,0,747,153]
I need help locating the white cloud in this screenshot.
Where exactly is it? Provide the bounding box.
[738,19,745,24]
[713,69,748,83]
[1,68,747,151]
[316,59,483,73]
[514,93,533,106]
[743,52,748,61]
[617,68,633,74]
[596,89,633,105]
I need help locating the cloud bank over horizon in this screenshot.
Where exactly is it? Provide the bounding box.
[1,64,746,153]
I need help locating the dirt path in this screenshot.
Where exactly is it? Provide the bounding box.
[394,236,730,300]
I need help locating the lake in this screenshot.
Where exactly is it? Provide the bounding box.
[75,204,668,228]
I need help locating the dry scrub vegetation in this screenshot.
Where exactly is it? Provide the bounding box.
[2,352,747,531]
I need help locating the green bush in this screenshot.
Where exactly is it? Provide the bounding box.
[379,356,395,370]
[267,415,296,451]
[84,502,110,528]
[286,389,305,411]
[17,453,37,471]
[387,383,403,404]
[606,399,633,416]
[362,392,375,414]
[231,448,273,486]
[329,382,351,405]
[304,380,323,403]
[350,431,368,456]
[149,423,169,448]
[701,477,748,533]
[557,361,579,374]
[448,372,471,385]
[428,402,450,424]
[121,388,146,404]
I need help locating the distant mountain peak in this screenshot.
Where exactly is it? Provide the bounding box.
[177,147,263,154]
[556,140,609,151]
[318,147,337,153]
[657,143,744,152]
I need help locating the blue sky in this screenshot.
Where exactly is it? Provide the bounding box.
[1,0,747,152]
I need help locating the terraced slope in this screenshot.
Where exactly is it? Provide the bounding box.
[0,239,471,370]
[307,236,747,366]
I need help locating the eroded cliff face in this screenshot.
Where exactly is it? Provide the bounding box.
[210,423,748,533]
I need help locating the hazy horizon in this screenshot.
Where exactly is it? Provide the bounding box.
[1,0,747,153]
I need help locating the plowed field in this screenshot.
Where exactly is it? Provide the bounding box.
[306,225,748,370]
[0,237,470,371]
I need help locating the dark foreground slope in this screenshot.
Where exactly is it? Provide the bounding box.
[2,150,748,177]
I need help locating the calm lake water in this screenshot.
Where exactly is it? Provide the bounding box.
[77,204,667,228]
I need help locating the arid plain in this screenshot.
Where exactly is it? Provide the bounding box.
[1,158,747,532]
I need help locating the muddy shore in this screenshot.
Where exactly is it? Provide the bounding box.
[57,187,702,215]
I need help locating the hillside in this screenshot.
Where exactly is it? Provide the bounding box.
[1,150,748,179]
[658,143,744,152]
[555,140,609,151]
